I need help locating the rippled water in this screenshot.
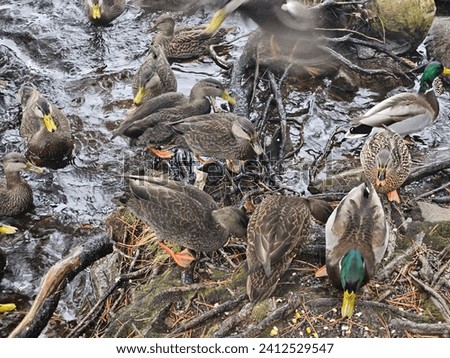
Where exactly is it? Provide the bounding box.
[1,1,449,337]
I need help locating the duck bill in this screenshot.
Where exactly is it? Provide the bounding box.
[376,169,386,187]
[203,9,227,36]
[134,87,146,105]
[375,178,386,188]
[0,224,18,234]
[26,162,44,174]
[443,67,450,76]
[92,4,101,19]
[341,290,356,318]
[221,91,236,106]
[0,303,16,312]
[43,114,57,132]
[203,0,245,35]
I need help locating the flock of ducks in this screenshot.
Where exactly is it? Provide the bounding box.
[1,0,450,321]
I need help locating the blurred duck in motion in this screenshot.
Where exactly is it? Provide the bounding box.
[84,0,126,25]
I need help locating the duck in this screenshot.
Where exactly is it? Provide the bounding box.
[112,78,236,152]
[132,45,177,105]
[125,175,248,267]
[0,152,44,217]
[171,112,263,161]
[325,182,389,318]
[360,127,411,203]
[0,223,17,234]
[151,14,235,61]
[18,85,74,163]
[203,0,315,38]
[246,195,333,302]
[203,1,336,78]
[84,0,126,25]
[346,61,450,138]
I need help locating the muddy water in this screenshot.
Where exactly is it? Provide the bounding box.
[0,1,449,337]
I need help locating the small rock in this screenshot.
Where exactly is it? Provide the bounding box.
[417,202,450,222]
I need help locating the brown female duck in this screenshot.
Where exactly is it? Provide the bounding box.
[171,112,263,161]
[360,127,411,203]
[84,0,126,25]
[18,86,74,163]
[246,195,333,302]
[151,14,234,61]
[113,78,235,156]
[0,152,43,217]
[132,45,177,105]
[125,175,248,267]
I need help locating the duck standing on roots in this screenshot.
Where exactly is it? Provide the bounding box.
[112,78,236,158]
[124,175,248,267]
[0,152,44,217]
[151,14,235,62]
[325,182,389,318]
[360,127,411,203]
[170,112,263,162]
[18,86,74,165]
[346,61,450,138]
[132,45,177,105]
[246,195,333,302]
[84,0,126,25]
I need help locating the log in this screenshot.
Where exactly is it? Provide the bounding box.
[8,235,114,338]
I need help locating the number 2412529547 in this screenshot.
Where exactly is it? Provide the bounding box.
[258,343,334,354]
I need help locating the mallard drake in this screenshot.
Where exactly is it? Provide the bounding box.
[132,45,177,105]
[171,112,263,161]
[325,182,389,318]
[360,127,411,203]
[151,14,234,61]
[346,62,450,138]
[246,195,333,302]
[0,152,44,217]
[18,86,74,164]
[0,223,17,234]
[84,0,126,25]
[125,175,248,267]
[113,78,235,146]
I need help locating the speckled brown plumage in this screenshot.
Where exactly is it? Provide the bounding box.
[360,128,411,200]
[18,86,74,162]
[126,175,248,253]
[172,112,263,160]
[246,195,333,302]
[113,78,234,143]
[152,14,234,61]
[0,153,42,216]
[132,45,177,105]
